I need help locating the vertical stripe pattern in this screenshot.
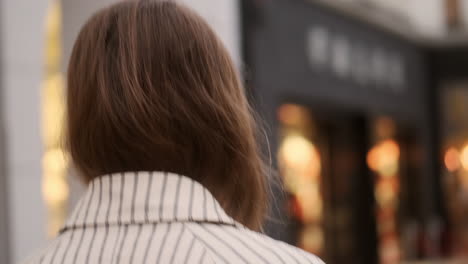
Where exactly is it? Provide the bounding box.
[24,172,324,264]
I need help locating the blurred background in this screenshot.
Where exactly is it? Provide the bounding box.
[1,0,468,263]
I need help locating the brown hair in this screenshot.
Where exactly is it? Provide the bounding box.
[66,0,267,230]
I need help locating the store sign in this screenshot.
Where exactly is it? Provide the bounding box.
[306,25,407,93]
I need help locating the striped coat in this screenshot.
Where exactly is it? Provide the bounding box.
[23,172,324,263]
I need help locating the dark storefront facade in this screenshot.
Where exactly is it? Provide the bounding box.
[429,47,468,259]
[242,1,441,263]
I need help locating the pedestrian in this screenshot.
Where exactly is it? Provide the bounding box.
[24,1,324,263]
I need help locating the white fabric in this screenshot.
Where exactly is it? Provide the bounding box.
[23,172,324,264]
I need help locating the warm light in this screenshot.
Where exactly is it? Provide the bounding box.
[370,140,401,263]
[299,225,324,254]
[42,74,65,148]
[377,215,397,234]
[453,169,468,192]
[445,147,460,172]
[375,117,396,139]
[380,238,401,264]
[43,0,68,237]
[279,135,321,194]
[460,144,468,171]
[281,135,320,170]
[375,178,398,208]
[280,135,315,167]
[296,183,323,222]
[42,149,69,207]
[367,139,400,177]
[277,107,324,256]
[45,0,62,71]
[278,104,308,126]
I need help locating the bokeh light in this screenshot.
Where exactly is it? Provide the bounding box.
[460,144,468,171]
[278,104,309,126]
[299,225,324,254]
[445,147,461,172]
[279,134,322,194]
[367,139,400,177]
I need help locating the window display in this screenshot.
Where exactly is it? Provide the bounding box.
[441,82,468,257]
[277,103,423,264]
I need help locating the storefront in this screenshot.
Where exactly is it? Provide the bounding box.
[242,0,439,263]
[429,46,468,259]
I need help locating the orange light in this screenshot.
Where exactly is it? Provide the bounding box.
[460,144,468,171]
[367,139,400,177]
[278,104,308,126]
[445,147,460,172]
[299,225,324,254]
[280,135,316,168]
[375,117,396,139]
[278,135,322,194]
[380,237,401,264]
[375,178,399,208]
[296,183,323,222]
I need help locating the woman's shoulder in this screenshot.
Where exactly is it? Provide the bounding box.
[184,222,325,264]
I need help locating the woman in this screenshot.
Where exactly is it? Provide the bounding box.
[25,1,324,263]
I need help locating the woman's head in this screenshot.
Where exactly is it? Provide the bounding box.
[66,0,267,230]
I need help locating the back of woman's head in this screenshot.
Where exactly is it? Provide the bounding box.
[66,0,267,230]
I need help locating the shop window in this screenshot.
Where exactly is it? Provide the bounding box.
[277,103,423,264]
[278,104,324,255]
[441,82,468,257]
[368,118,401,264]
